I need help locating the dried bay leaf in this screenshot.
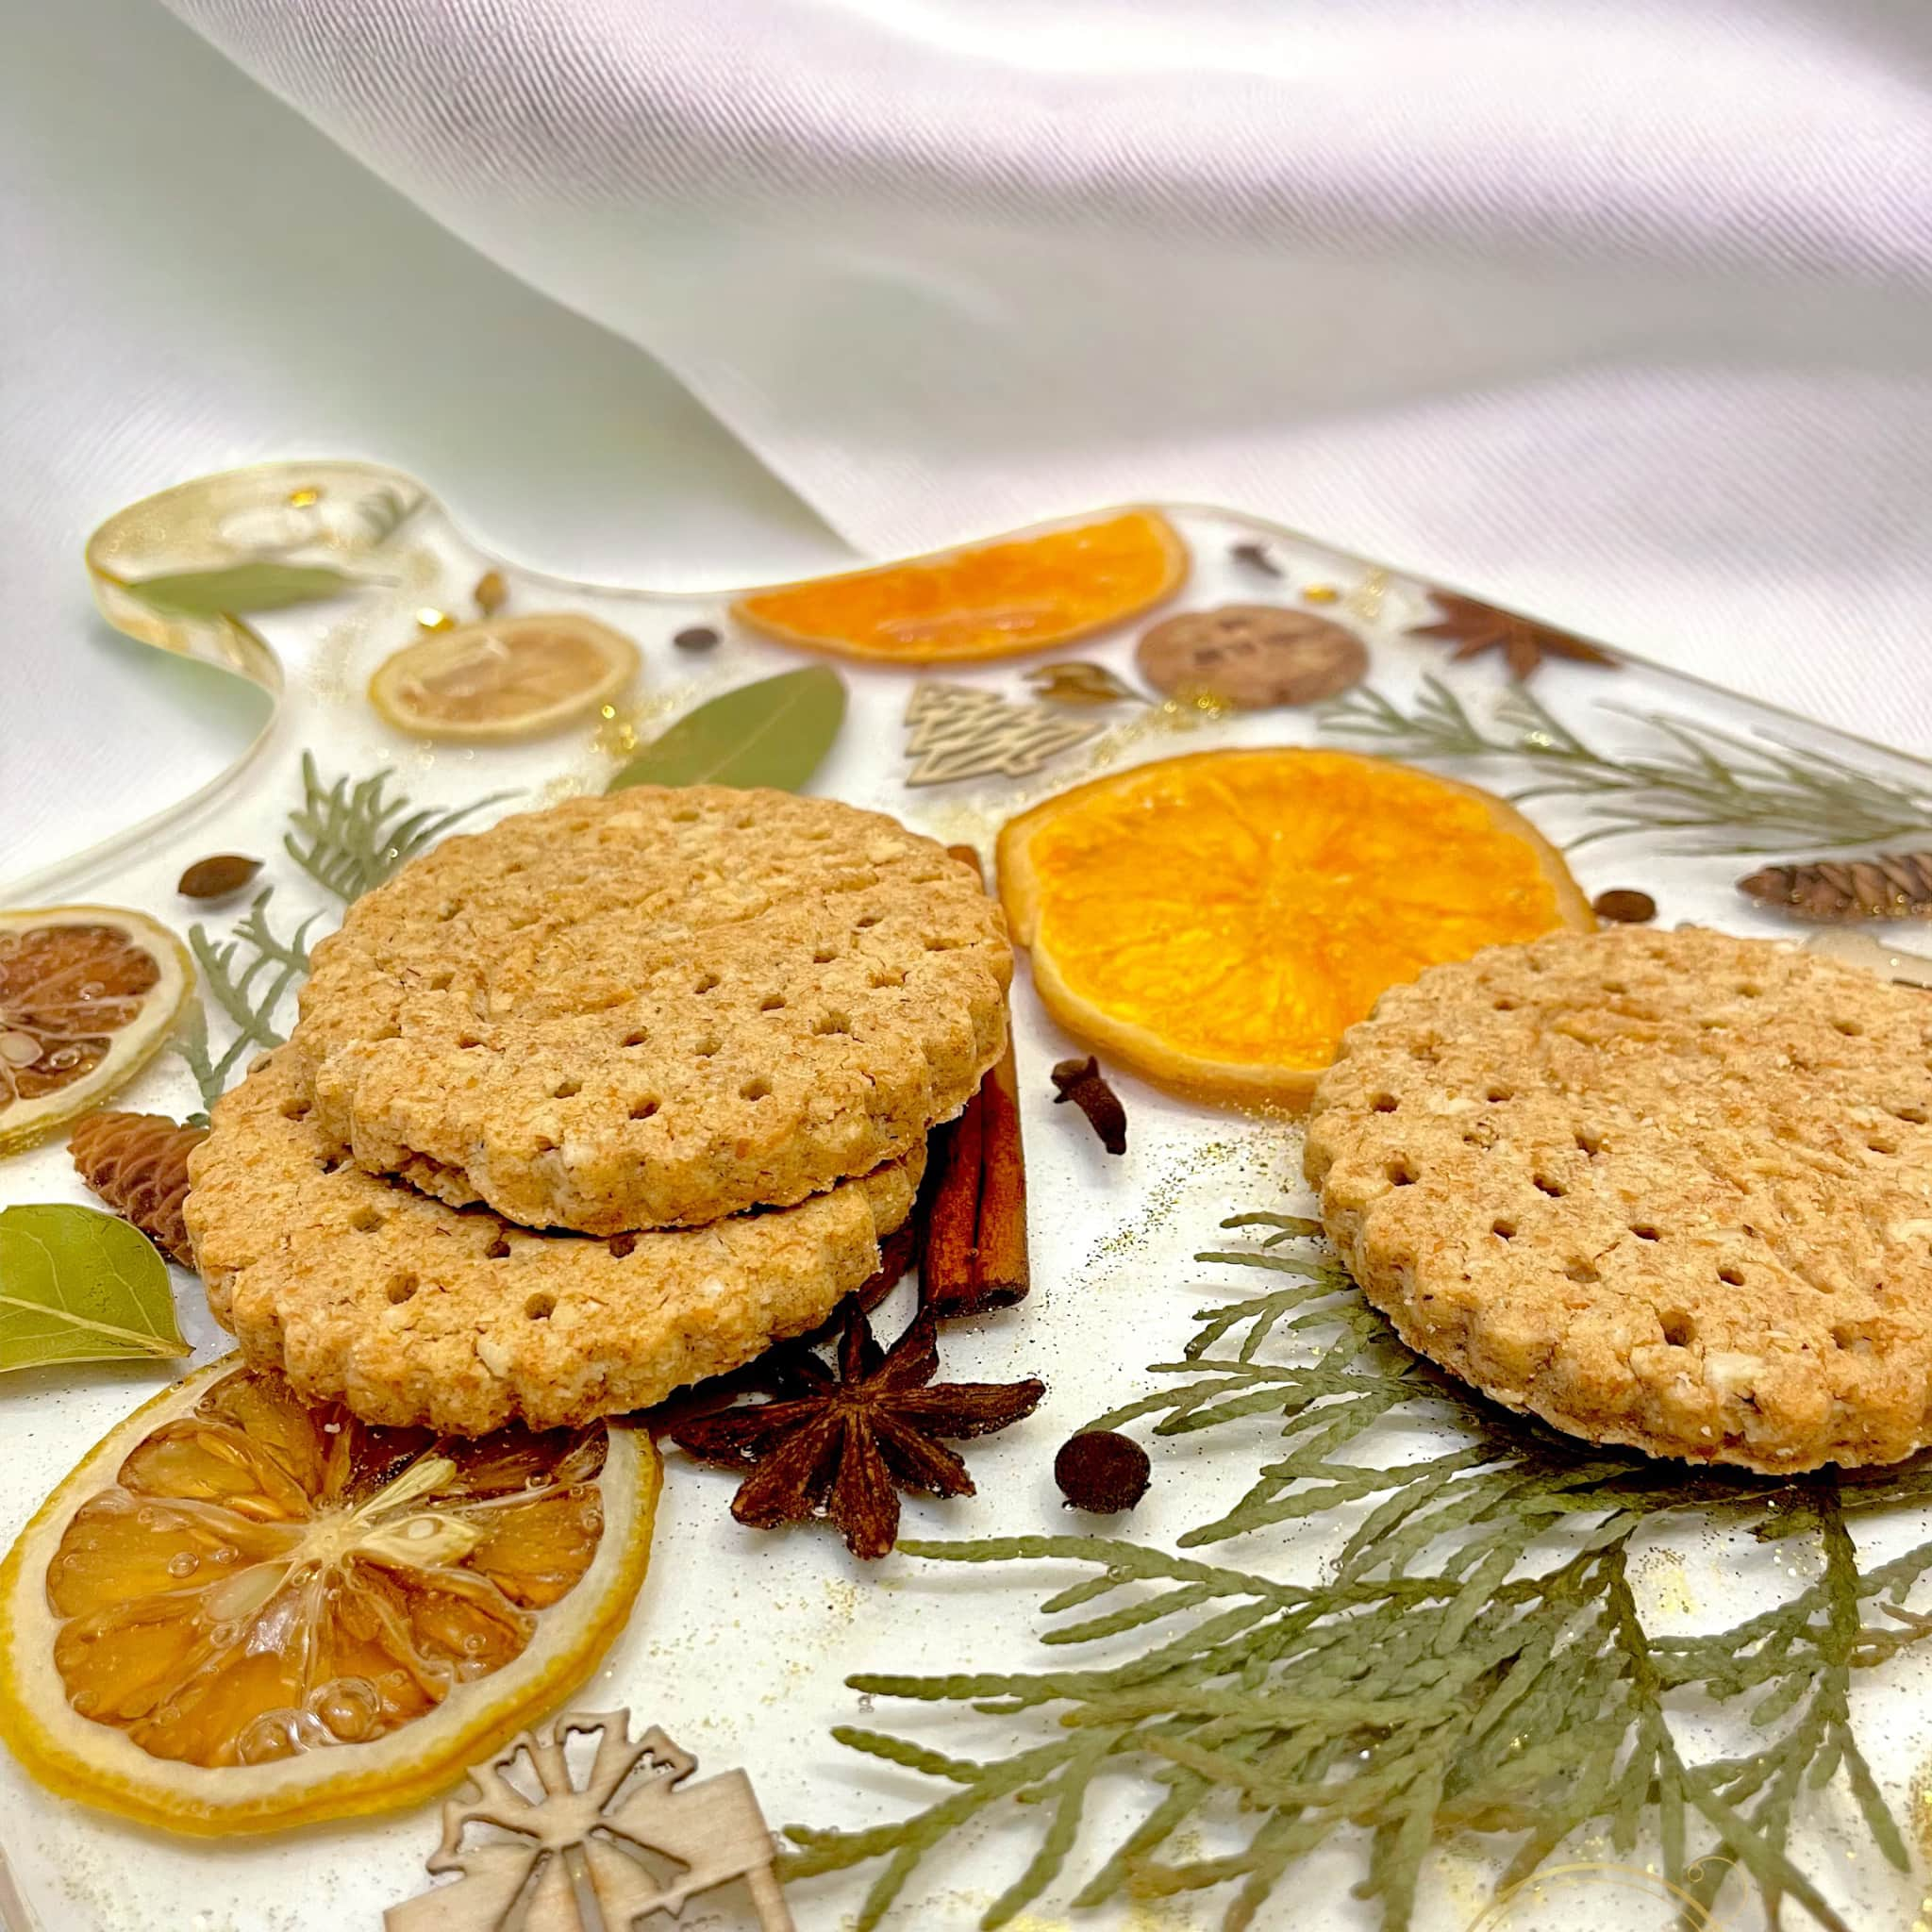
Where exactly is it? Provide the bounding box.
[608,665,845,793]
[121,562,360,619]
[0,1204,188,1374]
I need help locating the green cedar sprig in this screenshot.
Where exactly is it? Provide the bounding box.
[283,750,508,902]
[783,1216,1932,1931]
[175,889,319,1118]
[1320,676,1932,854]
[173,755,506,1114]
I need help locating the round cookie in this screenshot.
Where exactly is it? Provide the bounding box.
[1304,926,1932,1473]
[291,787,1009,1234]
[1135,605,1367,708]
[185,1048,923,1434]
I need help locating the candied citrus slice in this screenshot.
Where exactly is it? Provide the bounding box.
[0,1356,658,1834]
[369,613,641,741]
[998,748,1593,1107]
[730,508,1189,664]
[0,906,192,1157]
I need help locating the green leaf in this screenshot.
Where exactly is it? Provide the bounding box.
[0,1206,189,1374]
[608,666,846,793]
[120,562,361,619]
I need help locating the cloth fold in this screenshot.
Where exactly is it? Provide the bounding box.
[161,0,1932,749]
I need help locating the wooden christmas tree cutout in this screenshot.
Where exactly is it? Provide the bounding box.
[385,1709,793,1932]
[902,681,1103,785]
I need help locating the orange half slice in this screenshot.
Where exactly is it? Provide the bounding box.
[998,747,1594,1107]
[731,509,1189,665]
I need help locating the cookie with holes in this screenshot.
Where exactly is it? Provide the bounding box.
[185,1048,924,1432]
[289,787,1008,1234]
[1305,925,1932,1472]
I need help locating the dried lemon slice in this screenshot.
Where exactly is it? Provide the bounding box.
[369,613,641,741]
[0,906,192,1157]
[0,1357,658,1834]
[731,509,1189,665]
[998,747,1594,1108]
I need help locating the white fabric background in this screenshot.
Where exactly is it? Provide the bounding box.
[0,0,848,882]
[9,0,1932,883]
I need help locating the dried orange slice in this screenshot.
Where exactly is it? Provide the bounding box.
[731,508,1189,664]
[369,612,641,741]
[0,906,192,1157]
[0,1357,658,1834]
[998,748,1593,1108]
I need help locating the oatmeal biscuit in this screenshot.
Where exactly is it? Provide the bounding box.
[291,787,1008,1232]
[185,1048,922,1433]
[1305,925,1932,1472]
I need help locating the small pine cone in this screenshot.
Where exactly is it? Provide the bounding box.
[1739,850,1932,923]
[68,1110,208,1268]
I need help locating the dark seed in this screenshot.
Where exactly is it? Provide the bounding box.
[1592,889,1657,924]
[176,855,263,900]
[473,569,508,615]
[673,625,721,652]
[1055,1431,1151,1514]
[1228,540,1282,576]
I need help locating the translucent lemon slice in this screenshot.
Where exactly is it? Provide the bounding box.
[369,613,641,741]
[0,1357,658,1834]
[0,906,193,1157]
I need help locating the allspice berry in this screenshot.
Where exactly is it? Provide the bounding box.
[1054,1430,1151,1514]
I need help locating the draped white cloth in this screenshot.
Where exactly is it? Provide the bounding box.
[9,0,1932,877]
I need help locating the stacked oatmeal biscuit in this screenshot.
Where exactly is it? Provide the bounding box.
[184,789,1012,1433]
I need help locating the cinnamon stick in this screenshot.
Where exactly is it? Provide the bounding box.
[921,846,1030,1318]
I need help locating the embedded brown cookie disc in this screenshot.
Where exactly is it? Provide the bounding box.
[1305,926,1932,1474]
[1135,604,1367,708]
[184,1048,923,1434]
[291,787,1010,1234]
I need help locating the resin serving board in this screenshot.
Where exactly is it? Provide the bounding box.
[3,461,1931,1932]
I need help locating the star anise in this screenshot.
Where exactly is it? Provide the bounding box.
[667,1300,1044,1558]
[1407,590,1617,681]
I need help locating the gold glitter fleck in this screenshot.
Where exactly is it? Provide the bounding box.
[286,486,322,508]
[1344,568,1390,622]
[1302,583,1341,604]
[414,607,456,632]
[591,703,642,758]
[1162,687,1234,722]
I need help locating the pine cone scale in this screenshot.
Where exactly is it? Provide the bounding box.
[68,1110,208,1268]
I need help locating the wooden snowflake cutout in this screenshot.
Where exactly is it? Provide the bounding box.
[385,1709,794,1931]
[903,682,1104,786]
